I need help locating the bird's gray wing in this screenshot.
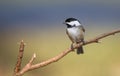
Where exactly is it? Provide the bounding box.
[80,25,85,32]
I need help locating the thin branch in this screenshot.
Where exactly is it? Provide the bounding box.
[15,29,120,76]
[85,29,120,45]
[29,53,36,64]
[14,40,25,76]
[16,53,36,76]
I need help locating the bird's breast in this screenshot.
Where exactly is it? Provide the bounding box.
[67,27,80,36]
[67,27,83,42]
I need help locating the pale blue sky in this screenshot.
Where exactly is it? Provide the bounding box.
[0,0,120,28]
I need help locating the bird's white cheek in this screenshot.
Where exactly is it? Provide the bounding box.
[67,21,81,26]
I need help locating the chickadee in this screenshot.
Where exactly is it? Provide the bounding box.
[64,18,85,54]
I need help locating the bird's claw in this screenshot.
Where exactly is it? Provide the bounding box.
[71,43,75,51]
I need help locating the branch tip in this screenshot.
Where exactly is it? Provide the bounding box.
[29,53,36,64]
[33,53,36,58]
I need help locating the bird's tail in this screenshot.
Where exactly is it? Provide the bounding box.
[77,46,84,54]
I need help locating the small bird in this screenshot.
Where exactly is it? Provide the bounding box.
[64,18,85,54]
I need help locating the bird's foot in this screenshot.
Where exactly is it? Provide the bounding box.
[71,43,75,51]
[82,40,85,45]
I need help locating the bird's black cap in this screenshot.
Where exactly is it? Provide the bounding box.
[65,18,78,22]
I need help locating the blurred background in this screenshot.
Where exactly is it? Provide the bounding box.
[0,0,120,76]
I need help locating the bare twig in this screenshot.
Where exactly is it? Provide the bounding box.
[14,29,120,76]
[14,40,25,76]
